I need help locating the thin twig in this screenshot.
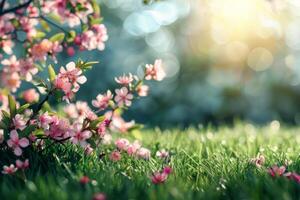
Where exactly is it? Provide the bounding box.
[0,0,6,13]
[0,0,32,16]
[40,16,68,34]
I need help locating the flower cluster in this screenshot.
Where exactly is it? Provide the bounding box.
[0,59,166,177]
[0,0,106,93]
[0,1,169,188]
[113,138,151,160]
[250,154,300,184]
[151,166,172,184]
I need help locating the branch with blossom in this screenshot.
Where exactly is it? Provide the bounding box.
[0,0,171,186]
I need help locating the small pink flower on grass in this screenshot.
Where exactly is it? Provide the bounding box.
[92,90,113,110]
[268,165,286,177]
[92,193,106,200]
[115,138,130,151]
[2,164,17,175]
[115,73,134,85]
[7,130,29,156]
[84,145,94,155]
[114,87,133,107]
[79,176,90,184]
[250,154,265,168]
[136,147,151,160]
[127,140,141,155]
[156,149,169,159]
[284,172,300,183]
[151,172,168,184]
[16,159,29,170]
[13,114,26,131]
[163,166,172,175]
[110,150,121,162]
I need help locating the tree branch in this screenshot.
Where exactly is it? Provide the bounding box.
[0,0,32,16]
[0,0,6,13]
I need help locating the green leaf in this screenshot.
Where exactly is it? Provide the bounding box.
[17,104,30,114]
[89,116,105,129]
[67,30,76,43]
[34,31,46,39]
[0,121,7,129]
[1,110,10,119]
[47,13,61,23]
[49,32,65,43]
[40,20,51,32]
[91,0,100,16]
[22,125,37,136]
[8,95,16,117]
[48,64,56,82]
[77,60,99,71]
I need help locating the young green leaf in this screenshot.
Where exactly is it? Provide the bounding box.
[49,32,65,43]
[8,95,16,117]
[48,64,56,82]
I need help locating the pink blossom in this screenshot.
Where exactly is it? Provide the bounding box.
[250,154,265,168]
[114,87,133,107]
[92,90,113,110]
[70,123,92,147]
[30,39,53,61]
[137,84,149,97]
[110,150,121,162]
[268,165,286,177]
[16,159,29,170]
[163,166,172,175]
[79,176,90,184]
[97,121,107,137]
[67,46,75,56]
[115,73,134,85]
[7,130,29,156]
[2,164,17,175]
[102,134,112,145]
[156,149,169,159]
[92,193,106,200]
[38,112,53,129]
[13,114,26,131]
[111,115,135,133]
[45,117,71,140]
[19,58,38,81]
[127,140,141,155]
[29,134,37,142]
[60,62,87,89]
[145,59,166,81]
[23,89,39,103]
[284,172,300,183]
[1,71,21,92]
[81,24,108,51]
[0,39,14,55]
[151,172,168,184]
[136,147,151,160]
[84,145,94,155]
[115,138,130,151]
[1,55,20,72]
[64,101,93,122]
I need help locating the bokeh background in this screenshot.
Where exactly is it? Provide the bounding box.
[58,0,300,127]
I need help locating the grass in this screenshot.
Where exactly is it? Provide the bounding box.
[2,122,300,199]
